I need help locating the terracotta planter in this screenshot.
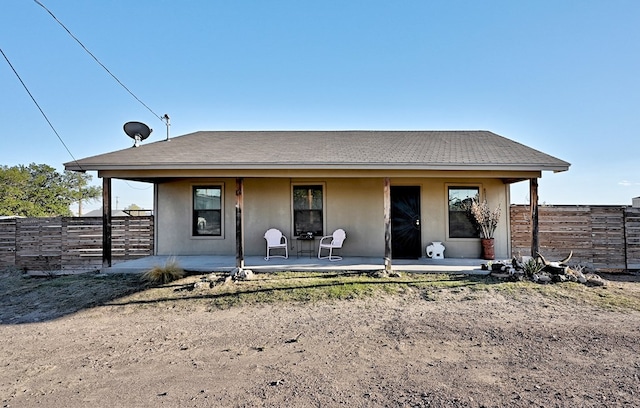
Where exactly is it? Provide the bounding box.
[481,238,495,260]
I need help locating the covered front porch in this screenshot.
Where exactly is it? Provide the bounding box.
[103,255,490,275]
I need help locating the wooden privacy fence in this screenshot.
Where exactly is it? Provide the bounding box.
[0,216,153,273]
[510,205,640,271]
[1,208,639,272]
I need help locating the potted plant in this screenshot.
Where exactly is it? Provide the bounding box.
[469,198,501,260]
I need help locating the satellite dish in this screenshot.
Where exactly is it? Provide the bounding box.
[123,121,152,147]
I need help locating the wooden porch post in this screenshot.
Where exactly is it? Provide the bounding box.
[235,178,244,270]
[530,178,539,257]
[102,177,112,269]
[383,177,392,273]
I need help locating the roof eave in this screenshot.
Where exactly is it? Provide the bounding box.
[65,162,570,173]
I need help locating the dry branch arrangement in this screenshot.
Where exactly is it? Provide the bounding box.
[469,198,501,239]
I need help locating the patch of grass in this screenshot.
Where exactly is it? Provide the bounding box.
[170,272,496,309]
[0,272,146,323]
[141,258,185,284]
[528,281,640,311]
[468,276,640,312]
[204,272,394,308]
[3,268,639,323]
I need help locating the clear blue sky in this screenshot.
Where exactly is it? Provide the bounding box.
[2,1,639,213]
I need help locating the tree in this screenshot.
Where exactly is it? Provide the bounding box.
[124,203,151,216]
[65,171,102,216]
[0,163,101,217]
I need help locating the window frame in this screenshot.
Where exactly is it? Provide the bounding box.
[446,185,480,239]
[291,183,325,238]
[192,184,224,238]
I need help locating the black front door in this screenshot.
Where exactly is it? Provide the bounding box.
[391,186,422,259]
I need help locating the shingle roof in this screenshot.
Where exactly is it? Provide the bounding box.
[64,130,570,172]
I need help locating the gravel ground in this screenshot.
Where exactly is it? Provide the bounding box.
[1,273,640,407]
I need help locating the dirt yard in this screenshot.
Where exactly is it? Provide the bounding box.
[1,271,640,407]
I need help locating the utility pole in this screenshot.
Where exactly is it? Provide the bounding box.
[78,177,83,216]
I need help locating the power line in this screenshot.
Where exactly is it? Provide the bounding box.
[33,0,164,123]
[123,181,153,190]
[0,47,83,170]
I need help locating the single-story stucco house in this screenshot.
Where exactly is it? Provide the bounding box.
[64,130,569,270]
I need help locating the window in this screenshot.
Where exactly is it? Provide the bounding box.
[448,186,479,238]
[193,186,222,236]
[293,185,323,237]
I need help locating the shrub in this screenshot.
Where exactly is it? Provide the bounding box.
[521,257,544,278]
[141,258,185,284]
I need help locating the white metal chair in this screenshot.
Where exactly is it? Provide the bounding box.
[264,228,288,260]
[318,229,346,261]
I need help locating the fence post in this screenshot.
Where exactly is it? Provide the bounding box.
[102,177,112,269]
[529,178,539,257]
[623,206,628,272]
[383,177,392,273]
[235,178,244,270]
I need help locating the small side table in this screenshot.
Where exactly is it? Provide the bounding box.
[296,236,316,258]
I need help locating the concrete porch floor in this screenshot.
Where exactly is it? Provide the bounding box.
[103,255,491,275]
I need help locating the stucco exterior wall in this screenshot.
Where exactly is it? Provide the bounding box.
[322,178,385,257]
[155,177,510,259]
[243,178,294,256]
[426,178,509,258]
[156,179,236,255]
